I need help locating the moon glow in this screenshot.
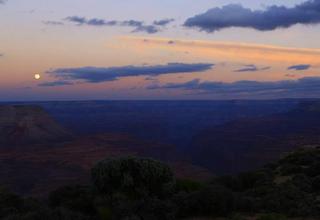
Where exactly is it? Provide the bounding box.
[34,74,41,80]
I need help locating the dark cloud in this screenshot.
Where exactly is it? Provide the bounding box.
[184,0,320,32]
[65,16,166,34]
[38,81,74,87]
[48,63,214,84]
[65,16,116,26]
[147,79,201,90]
[132,25,159,34]
[0,54,3,57]
[234,64,271,72]
[0,0,7,4]
[43,21,64,26]
[288,64,311,71]
[153,18,175,26]
[148,77,320,98]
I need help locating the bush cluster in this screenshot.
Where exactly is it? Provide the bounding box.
[0,148,319,219]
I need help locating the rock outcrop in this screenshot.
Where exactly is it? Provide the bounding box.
[0,105,72,146]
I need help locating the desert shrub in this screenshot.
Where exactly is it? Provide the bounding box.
[175,185,235,218]
[238,171,270,190]
[228,213,247,220]
[279,164,303,176]
[234,194,258,213]
[256,213,287,220]
[4,208,92,220]
[91,157,176,219]
[312,175,320,191]
[118,197,175,220]
[48,185,96,216]
[175,179,204,193]
[306,162,320,177]
[216,171,271,192]
[0,187,24,218]
[290,174,312,192]
[259,182,317,216]
[214,175,242,191]
[91,157,175,199]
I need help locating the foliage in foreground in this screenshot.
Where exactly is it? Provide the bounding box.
[0,148,320,220]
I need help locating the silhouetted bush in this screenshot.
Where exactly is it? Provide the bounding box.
[4,208,92,220]
[256,213,287,220]
[175,185,235,218]
[91,157,175,199]
[175,179,204,193]
[2,150,320,220]
[0,187,47,219]
[91,157,176,219]
[312,175,320,191]
[49,185,96,216]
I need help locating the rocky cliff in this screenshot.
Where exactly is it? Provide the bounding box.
[0,105,72,146]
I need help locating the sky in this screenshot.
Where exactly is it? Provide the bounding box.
[1,0,320,100]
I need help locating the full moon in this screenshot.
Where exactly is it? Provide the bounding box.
[34,74,41,80]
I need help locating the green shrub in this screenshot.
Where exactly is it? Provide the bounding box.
[0,187,24,218]
[4,208,92,220]
[256,213,287,220]
[175,185,235,218]
[48,185,95,216]
[91,157,176,219]
[91,157,175,199]
[228,213,247,220]
[312,175,320,191]
[175,179,204,193]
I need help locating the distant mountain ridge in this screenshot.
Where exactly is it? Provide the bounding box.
[190,101,320,174]
[0,105,73,146]
[0,105,213,195]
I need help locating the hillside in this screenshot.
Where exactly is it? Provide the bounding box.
[33,100,299,149]
[0,106,213,195]
[0,105,73,146]
[0,147,319,219]
[190,101,320,174]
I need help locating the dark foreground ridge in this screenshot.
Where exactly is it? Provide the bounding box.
[0,147,319,220]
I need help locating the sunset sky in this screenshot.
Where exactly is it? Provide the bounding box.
[1,0,320,100]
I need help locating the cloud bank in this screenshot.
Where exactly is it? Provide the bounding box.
[288,64,311,71]
[38,81,74,87]
[148,77,320,98]
[43,21,64,26]
[153,18,175,26]
[234,65,271,72]
[184,0,320,32]
[64,16,174,34]
[47,63,214,84]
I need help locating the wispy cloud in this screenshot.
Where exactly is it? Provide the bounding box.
[288,64,311,71]
[47,63,214,84]
[132,25,159,34]
[153,18,175,26]
[43,21,64,26]
[234,64,271,72]
[148,77,320,98]
[184,0,320,32]
[122,36,320,64]
[38,81,74,87]
[64,16,173,34]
